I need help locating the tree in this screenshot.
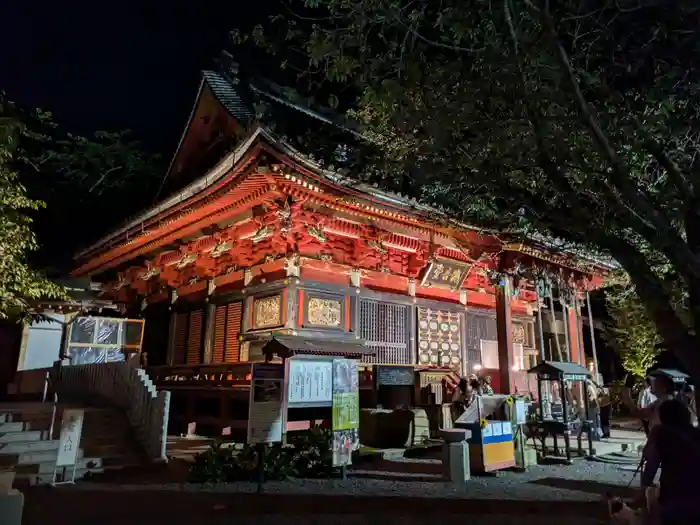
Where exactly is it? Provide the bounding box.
[0,94,65,317]
[18,111,161,271]
[604,285,661,380]
[236,0,700,378]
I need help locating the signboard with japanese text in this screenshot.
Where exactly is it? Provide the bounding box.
[420,258,470,290]
[332,358,360,467]
[286,358,333,407]
[247,363,286,445]
[56,409,84,467]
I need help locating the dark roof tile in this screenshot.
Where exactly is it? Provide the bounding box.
[202,70,254,123]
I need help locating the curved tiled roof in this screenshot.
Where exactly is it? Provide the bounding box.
[202,70,255,122]
[77,70,613,276]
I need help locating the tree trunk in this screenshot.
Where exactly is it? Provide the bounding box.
[607,238,700,381]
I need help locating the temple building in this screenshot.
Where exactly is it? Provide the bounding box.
[72,69,610,437]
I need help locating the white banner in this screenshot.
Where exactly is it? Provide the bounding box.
[56,409,84,467]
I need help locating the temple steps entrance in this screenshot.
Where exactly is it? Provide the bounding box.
[0,402,145,486]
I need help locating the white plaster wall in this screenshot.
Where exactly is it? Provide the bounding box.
[20,314,65,371]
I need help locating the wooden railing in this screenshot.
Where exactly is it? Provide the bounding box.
[54,361,170,462]
[147,363,252,389]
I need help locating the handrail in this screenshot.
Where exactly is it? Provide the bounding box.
[42,370,50,403]
[43,367,60,440]
[48,391,58,440]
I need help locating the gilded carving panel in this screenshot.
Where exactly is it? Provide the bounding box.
[253,295,282,328]
[307,297,343,327]
[512,323,526,345]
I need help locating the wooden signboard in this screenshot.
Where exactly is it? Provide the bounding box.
[247,363,285,445]
[420,258,470,290]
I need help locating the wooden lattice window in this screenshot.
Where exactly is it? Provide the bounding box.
[359,299,410,364]
[212,302,243,363]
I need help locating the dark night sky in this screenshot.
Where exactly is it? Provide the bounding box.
[0,2,270,155]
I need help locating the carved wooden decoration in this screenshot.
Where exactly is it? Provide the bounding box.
[512,323,526,345]
[253,295,282,328]
[90,152,606,302]
[306,297,342,327]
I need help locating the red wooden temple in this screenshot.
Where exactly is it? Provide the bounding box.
[72,70,610,437]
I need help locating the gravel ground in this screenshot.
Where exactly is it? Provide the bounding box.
[23,457,639,525]
[70,452,642,502]
[144,513,607,525]
[23,488,613,525]
[23,451,642,525]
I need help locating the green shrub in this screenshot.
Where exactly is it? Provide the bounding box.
[288,425,334,478]
[187,441,241,483]
[187,425,334,483]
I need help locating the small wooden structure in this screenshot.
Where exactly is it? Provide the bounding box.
[455,395,516,473]
[648,368,690,389]
[528,361,593,462]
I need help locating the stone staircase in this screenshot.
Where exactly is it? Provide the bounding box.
[0,403,144,486]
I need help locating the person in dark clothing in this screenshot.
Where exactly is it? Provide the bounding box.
[451,377,476,422]
[597,383,612,438]
[641,398,700,524]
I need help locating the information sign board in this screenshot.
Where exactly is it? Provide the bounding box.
[247,364,286,444]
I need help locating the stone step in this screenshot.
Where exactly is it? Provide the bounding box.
[0,422,28,433]
[0,430,45,443]
[13,455,103,475]
[0,439,59,454]
[0,408,53,420]
[19,466,104,486]
[16,447,87,465]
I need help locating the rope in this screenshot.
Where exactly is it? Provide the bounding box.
[626,455,645,489]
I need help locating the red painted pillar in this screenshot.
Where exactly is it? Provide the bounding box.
[496,277,515,394]
[567,307,583,365]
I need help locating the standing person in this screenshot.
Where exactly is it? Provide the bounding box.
[587,382,602,439]
[626,374,676,432]
[638,376,657,435]
[480,375,495,395]
[470,378,482,396]
[641,398,700,524]
[451,377,476,422]
[681,384,697,427]
[597,382,612,439]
